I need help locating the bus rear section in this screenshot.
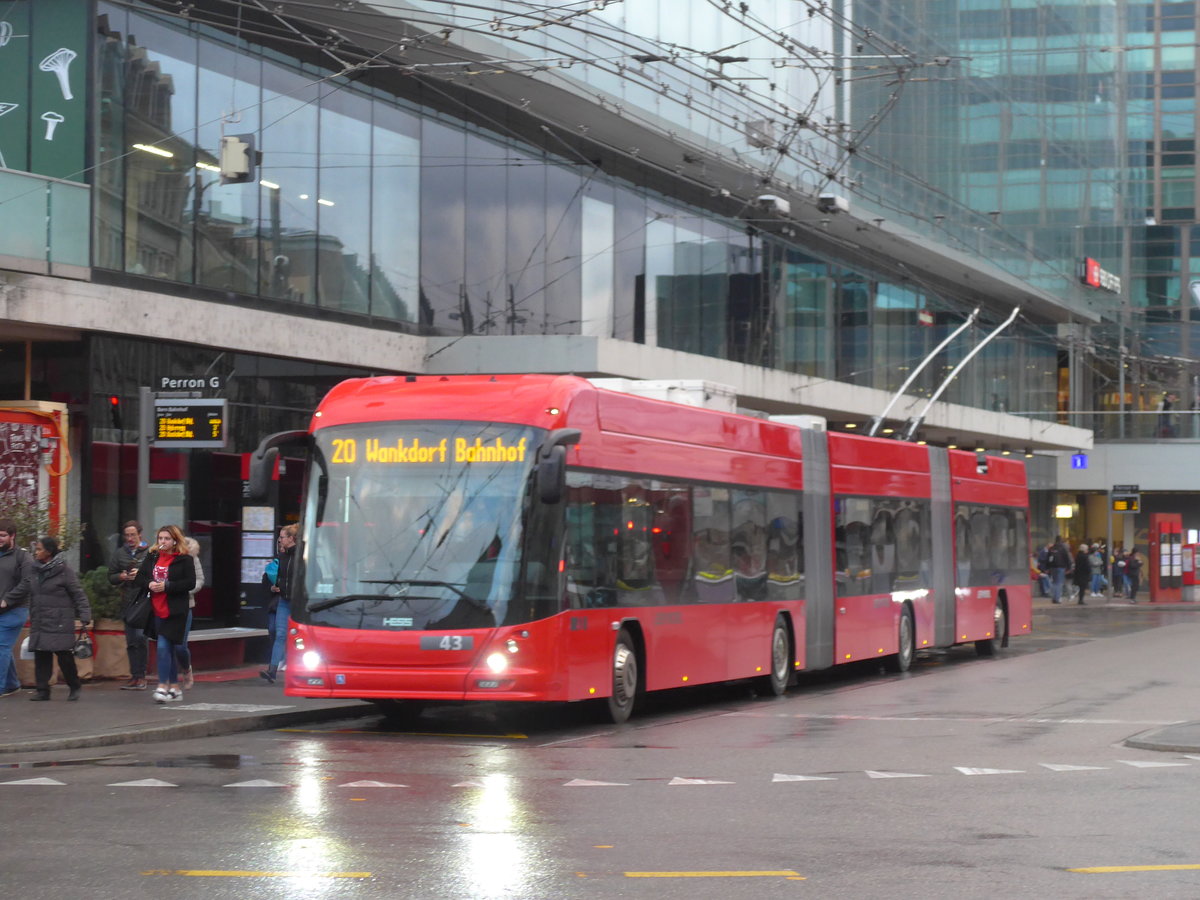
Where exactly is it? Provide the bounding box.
[945,449,1033,654]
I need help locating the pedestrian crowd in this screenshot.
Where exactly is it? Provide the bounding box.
[1033,535,1144,604]
[0,518,294,703]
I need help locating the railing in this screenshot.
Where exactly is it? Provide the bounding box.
[1007,410,1200,442]
[0,168,89,276]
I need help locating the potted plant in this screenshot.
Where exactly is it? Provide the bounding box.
[80,567,129,680]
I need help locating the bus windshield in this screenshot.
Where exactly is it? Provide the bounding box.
[297,421,544,631]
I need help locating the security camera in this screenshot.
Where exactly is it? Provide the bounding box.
[817,193,849,214]
[754,194,791,216]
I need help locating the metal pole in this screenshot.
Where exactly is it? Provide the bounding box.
[867,307,980,436]
[137,386,152,533]
[1106,490,1113,602]
[902,306,1021,441]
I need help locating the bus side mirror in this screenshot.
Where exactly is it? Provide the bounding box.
[536,428,581,504]
[248,430,312,502]
[248,447,278,502]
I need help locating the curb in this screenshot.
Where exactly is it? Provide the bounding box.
[0,702,371,755]
[1123,723,1200,754]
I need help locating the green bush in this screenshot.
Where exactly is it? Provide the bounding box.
[80,567,123,620]
[0,497,84,549]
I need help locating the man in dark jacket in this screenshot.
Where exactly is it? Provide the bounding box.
[1047,535,1072,604]
[0,519,32,698]
[107,521,150,689]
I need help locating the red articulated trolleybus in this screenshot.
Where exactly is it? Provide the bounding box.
[249,374,1032,722]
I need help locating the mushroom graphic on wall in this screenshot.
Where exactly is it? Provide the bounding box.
[41,111,63,141]
[39,48,76,101]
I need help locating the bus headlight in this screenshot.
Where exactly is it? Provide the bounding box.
[485,652,509,674]
[301,650,323,670]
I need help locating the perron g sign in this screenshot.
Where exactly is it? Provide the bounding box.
[153,398,227,448]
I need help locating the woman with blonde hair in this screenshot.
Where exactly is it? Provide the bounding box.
[133,525,195,701]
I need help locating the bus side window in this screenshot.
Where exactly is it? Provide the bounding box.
[732,491,767,601]
[766,492,801,602]
[692,488,733,603]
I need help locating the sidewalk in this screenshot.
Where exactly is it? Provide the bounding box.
[1032,590,1200,752]
[0,667,370,755]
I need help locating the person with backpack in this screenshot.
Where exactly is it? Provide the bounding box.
[1047,535,1072,604]
[1125,547,1144,602]
[1088,544,1105,597]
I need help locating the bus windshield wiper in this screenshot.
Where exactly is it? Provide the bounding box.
[360,579,491,614]
[308,593,395,613]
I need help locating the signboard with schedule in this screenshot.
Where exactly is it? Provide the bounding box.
[152,398,227,448]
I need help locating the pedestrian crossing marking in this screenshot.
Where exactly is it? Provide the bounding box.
[4,758,1195,791]
[1,777,66,785]
[564,779,628,786]
[1040,764,1108,772]
[1117,759,1189,768]
[668,777,734,785]
[109,778,178,787]
[224,779,289,787]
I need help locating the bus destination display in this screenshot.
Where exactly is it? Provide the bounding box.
[329,435,529,465]
[153,398,227,448]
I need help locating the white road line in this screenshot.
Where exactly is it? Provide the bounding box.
[865,771,929,779]
[955,767,1025,776]
[108,778,178,787]
[1040,763,1109,771]
[668,777,734,785]
[223,779,290,787]
[728,712,1186,726]
[0,777,66,785]
[564,779,629,786]
[339,780,406,787]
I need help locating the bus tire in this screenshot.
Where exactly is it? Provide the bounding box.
[371,699,425,723]
[975,601,1006,657]
[755,615,791,697]
[885,606,915,673]
[607,628,639,724]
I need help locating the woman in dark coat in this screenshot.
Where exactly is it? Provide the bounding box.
[1071,542,1092,606]
[27,535,91,701]
[133,524,195,702]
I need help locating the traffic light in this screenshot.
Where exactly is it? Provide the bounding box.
[108,395,123,431]
[219,133,260,185]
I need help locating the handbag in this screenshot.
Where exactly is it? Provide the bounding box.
[73,626,93,660]
[123,589,153,630]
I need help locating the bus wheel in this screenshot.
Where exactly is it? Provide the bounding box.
[755,616,791,697]
[607,629,639,724]
[886,607,915,673]
[371,699,425,723]
[975,602,1006,657]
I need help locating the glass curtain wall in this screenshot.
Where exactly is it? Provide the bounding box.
[93,1,1063,422]
[95,2,419,322]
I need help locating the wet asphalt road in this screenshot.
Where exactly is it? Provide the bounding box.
[6,604,1200,899]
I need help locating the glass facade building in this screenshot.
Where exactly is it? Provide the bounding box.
[6,0,1200,581]
[82,0,1066,412]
